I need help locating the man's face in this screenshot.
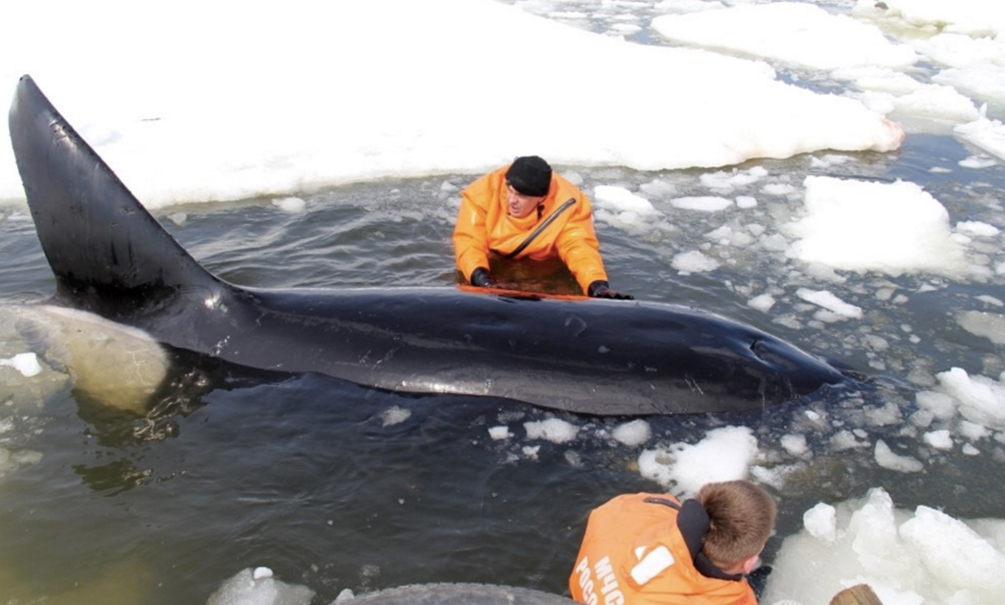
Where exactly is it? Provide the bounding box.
[506,183,545,218]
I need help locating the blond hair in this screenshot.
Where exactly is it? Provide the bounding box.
[696,480,776,569]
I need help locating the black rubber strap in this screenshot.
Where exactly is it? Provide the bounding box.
[504,198,577,259]
[643,497,680,510]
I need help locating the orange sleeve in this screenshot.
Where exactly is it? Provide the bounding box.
[555,189,608,292]
[452,172,496,282]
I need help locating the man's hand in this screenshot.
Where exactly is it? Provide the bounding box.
[469,267,518,290]
[588,280,634,300]
[470,267,497,288]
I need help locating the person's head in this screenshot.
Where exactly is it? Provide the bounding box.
[696,480,776,575]
[505,156,552,218]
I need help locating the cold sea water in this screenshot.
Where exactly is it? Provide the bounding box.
[2,8,1005,605]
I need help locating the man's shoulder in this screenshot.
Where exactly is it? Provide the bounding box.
[462,166,509,197]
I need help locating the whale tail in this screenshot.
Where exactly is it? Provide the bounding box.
[8,75,222,316]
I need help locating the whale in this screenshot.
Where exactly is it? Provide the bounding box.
[343,583,576,605]
[7,74,857,416]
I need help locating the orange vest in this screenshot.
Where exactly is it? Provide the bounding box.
[452,164,608,293]
[569,493,757,605]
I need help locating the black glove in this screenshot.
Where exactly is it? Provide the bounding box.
[470,267,497,288]
[470,267,520,290]
[588,280,634,300]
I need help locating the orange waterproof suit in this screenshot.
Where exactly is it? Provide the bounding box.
[569,493,757,605]
[453,164,608,293]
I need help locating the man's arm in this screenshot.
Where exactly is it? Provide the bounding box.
[556,195,633,299]
[555,195,609,292]
[453,183,492,284]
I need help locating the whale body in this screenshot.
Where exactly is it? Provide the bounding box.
[7,74,855,416]
[347,583,577,605]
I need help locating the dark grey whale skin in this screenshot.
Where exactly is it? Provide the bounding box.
[8,74,855,416]
[346,583,578,605]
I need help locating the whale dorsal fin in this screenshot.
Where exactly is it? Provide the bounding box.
[9,75,221,315]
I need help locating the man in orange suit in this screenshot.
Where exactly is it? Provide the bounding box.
[453,155,632,299]
[569,481,776,605]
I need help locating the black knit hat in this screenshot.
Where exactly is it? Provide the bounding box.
[505,156,552,197]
